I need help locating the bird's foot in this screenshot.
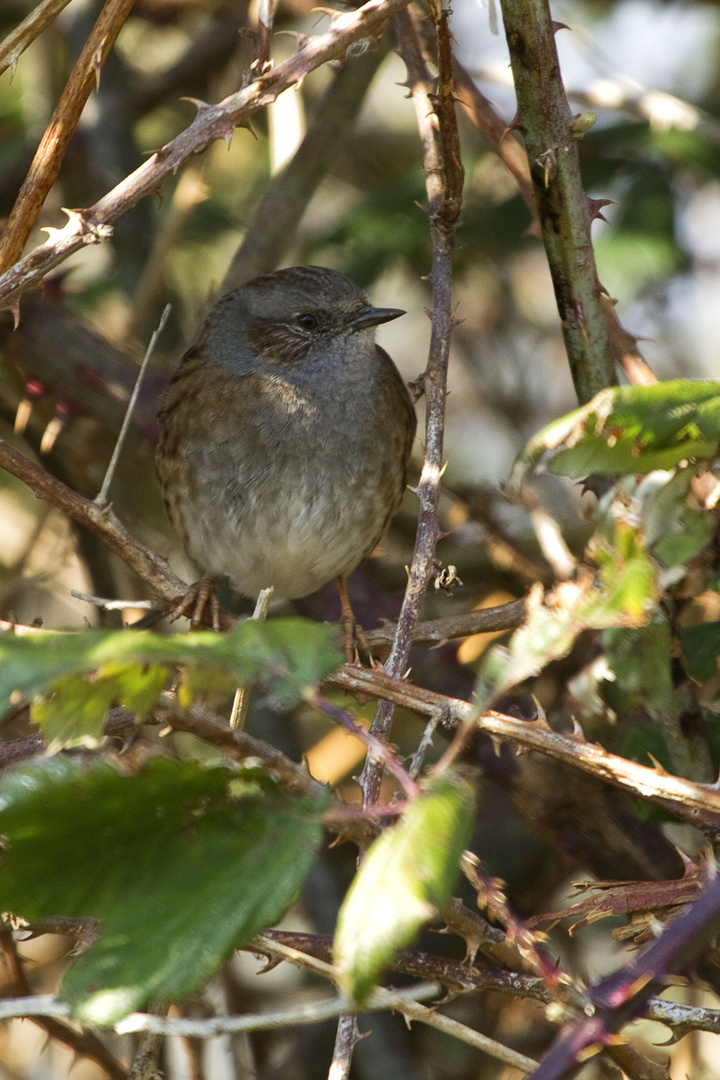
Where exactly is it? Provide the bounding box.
[337,575,373,664]
[171,572,221,631]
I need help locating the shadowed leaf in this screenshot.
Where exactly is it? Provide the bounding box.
[0,756,330,1024]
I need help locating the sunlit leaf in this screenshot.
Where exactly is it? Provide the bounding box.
[34,664,168,749]
[0,618,343,745]
[511,380,720,487]
[334,773,474,1005]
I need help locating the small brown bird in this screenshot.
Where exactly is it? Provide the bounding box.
[156,265,416,643]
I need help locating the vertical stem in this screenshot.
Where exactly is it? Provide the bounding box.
[328,1014,360,1080]
[253,0,276,72]
[499,0,616,403]
[358,2,463,806]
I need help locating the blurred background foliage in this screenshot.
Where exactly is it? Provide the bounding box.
[4,0,720,1076]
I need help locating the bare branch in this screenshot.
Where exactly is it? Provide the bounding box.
[114,983,442,1035]
[96,303,170,507]
[359,1,464,805]
[0,931,127,1079]
[0,0,414,313]
[0,437,229,624]
[330,665,720,829]
[363,597,527,650]
[0,0,137,274]
[0,0,76,78]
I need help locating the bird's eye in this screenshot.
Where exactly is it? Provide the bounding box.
[297,313,319,330]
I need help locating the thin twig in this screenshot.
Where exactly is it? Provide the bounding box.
[0,437,236,630]
[531,873,720,1080]
[362,597,527,650]
[0,0,77,78]
[358,0,464,806]
[406,713,440,779]
[328,666,720,829]
[127,1028,164,1080]
[329,1014,359,1080]
[114,983,442,1035]
[71,591,155,611]
[389,994,538,1073]
[252,0,276,73]
[0,0,137,274]
[308,692,420,799]
[96,303,170,508]
[256,929,720,1039]
[230,586,274,729]
[250,936,538,1074]
[0,0,415,314]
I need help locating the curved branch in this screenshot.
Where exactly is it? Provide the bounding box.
[0,0,136,274]
[0,0,413,313]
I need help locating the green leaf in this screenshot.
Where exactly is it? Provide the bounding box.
[604,617,673,713]
[653,508,714,568]
[510,380,720,487]
[0,618,343,743]
[620,723,672,772]
[681,621,720,683]
[0,757,329,1023]
[333,773,474,1005]
[590,522,657,623]
[34,664,168,749]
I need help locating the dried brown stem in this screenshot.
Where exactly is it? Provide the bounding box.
[258,929,720,1038]
[0,0,137,275]
[329,1015,360,1080]
[451,59,539,234]
[363,597,527,649]
[0,0,414,313]
[358,2,463,805]
[252,0,276,73]
[330,665,720,829]
[0,0,76,77]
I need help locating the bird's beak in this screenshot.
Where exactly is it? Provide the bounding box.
[347,305,406,331]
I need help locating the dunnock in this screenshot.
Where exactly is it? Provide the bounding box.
[156,265,416,641]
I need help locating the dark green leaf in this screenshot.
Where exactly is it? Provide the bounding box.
[0,757,329,1023]
[605,618,673,713]
[620,724,672,772]
[681,621,720,683]
[333,773,474,1005]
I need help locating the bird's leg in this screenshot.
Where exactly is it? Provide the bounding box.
[337,575,370,663]
[170,572,221,631]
